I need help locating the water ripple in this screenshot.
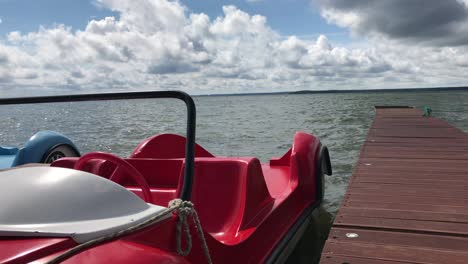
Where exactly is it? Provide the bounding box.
[2,91,468,215]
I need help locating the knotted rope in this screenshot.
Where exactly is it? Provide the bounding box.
[169,199,213,263]
[46,199,212,264]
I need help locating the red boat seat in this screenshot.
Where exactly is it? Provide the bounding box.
[53,156,275,241]
[130,133,214,159]
[124,159,183,205]
[124,159,183,187]
[186,157,274,244]
[52,158,182,187]
[52,157,183,206]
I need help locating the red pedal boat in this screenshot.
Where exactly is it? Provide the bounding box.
[0,91,331,264]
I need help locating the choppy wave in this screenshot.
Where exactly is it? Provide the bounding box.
[2,91,468,214]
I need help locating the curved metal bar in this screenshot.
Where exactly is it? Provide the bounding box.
[0,91,196,200]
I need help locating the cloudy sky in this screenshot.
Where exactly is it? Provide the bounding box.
[1,0,468,96]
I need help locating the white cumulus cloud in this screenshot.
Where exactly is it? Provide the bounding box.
[0,0,467,96]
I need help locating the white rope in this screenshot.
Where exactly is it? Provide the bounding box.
[169,199,213,264]
[46,199,212,264]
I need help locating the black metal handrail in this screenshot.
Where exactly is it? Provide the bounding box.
[0,91,196,200]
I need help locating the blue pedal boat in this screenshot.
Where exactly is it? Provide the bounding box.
[0,131,80,169]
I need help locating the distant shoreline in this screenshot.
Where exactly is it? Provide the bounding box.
[195,86,468,97]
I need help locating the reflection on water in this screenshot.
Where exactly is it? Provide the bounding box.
[1,91,468,216]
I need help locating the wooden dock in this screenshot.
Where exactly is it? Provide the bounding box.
[320,106,468,264]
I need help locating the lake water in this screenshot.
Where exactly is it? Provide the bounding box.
[1,90,468,214]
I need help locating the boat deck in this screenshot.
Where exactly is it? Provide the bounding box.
[320,106,468,264]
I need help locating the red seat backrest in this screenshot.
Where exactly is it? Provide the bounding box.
[188,158,273,242]
[124,159,183,187]
[130,134,214,159]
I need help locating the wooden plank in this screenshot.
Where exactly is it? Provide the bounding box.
[346,187,468,199]
[337,207,468,223]
[333,215,468,235]
[329,227,468,251]
[364,145,468,152]
[357,157,468,165]
[321,106,468,263]
[343,199,468,210]
[323,241,468,264]
[321,255,409,264]
[343,193,468,206]
[365,144,468,150]
[369,128,465,138]
[366,137,468,145]
[372,122,454,127]
[354,171,468,179]
[349,182,468,192]
[353,177,468,185]
[361,149,468,160]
